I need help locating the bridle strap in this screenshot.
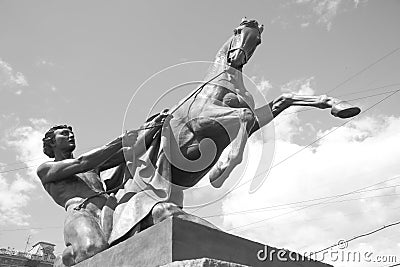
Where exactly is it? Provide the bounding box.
[227,35,248,66]
[228,47,248,65]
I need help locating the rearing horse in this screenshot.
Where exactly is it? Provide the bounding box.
[165,18,360,190]
[111,18,361,245]
[55,19,361,265]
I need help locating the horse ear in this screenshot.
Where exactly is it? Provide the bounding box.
[259,24,264,33]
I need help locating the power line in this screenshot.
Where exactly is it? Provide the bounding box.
[0,144,103,171]
[0,226,62,232]
[346,89,400,102]
[336,82,400,98]
[325,47,400,94]
[284,205,400,227]
[224,172,400,232]
[383,263,400,267]
[0,164,40,174]
[287,46,400,115]
[205,193,400,219]
[0,157,47,168]
[314,220,400,254]
[202,183,400,219]
[0,142,119,174]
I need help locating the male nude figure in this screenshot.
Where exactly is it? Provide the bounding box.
[36,112,170,265]
[37,123,134,265]
[37,113,216,266]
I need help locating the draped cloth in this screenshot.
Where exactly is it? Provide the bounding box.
[108,119,178,245]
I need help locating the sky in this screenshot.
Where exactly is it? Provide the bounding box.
[0,1,400,266]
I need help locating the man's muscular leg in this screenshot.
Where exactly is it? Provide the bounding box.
[60,208,108,266]
[59,196,116,266]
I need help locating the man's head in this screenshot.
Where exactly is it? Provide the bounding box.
[42,125,75,158]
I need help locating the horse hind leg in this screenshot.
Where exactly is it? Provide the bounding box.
[209,108,254,188]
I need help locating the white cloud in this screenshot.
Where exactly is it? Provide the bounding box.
[275,77,316,142]
[0,58,28,94]
[313,0,342,31]
[0,118,52,226]
[220,114,400,267]
[5,118,51,180]
[36,59,55,67]
[294,0,368,31]
[0,173,35,226]
[301,22,310,28]
[255,77,273,96]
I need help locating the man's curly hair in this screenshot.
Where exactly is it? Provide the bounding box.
[42,125,73,158]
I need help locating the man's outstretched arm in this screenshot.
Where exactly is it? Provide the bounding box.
[37,131,137,184]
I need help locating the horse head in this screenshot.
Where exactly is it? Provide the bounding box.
[227,18,263,69]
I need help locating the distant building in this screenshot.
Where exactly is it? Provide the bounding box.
[0,242,56,267]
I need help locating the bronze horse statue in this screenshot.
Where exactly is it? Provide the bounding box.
[111,17,360,242]
[56,18,360,266]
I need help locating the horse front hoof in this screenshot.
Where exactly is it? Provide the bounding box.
[331,101,361,118]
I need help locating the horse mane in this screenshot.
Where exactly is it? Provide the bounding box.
[205,36,232,80]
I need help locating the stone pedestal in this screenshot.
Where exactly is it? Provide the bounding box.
[76,217,332,267]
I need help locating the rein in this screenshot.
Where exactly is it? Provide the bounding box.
[74,69,227,211]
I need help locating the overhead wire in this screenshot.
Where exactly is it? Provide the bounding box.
[383,263,400,267]
[0,144,107,173]
[336,82,400,98]
[325,47,399,94]
[202,182,400,219]
[0,226,62,232]
[224,172,400,232]
[0,144,102,168]
[280,46,400,117]
[314,220,400,254]
[205,193,400,219]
